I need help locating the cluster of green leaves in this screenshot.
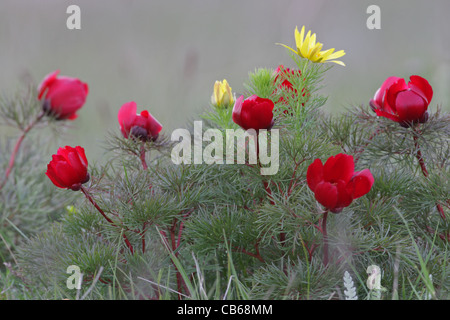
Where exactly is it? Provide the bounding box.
[0,87,78,270]
[1,55,449,300]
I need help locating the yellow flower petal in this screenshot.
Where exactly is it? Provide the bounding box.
[325,50,346,61]
[309,42,323,61]
[294,26,304,50]
[330,60,346,66]
[276,43,299,56]
[301,30,312,58]
[280,25,346,66]
[309,33,317,52]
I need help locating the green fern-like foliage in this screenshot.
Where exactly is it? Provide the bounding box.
[1,57,449,300]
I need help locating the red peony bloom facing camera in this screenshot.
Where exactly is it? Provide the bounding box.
[118,101,163,141]
[307,153,374,213]
[38,70,89,120]
[369,75,433,126]
[46,146,90,191]
[232,94,274,131]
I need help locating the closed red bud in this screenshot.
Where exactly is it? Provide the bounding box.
[46,146,90,191]
[232,95,274,131]
[38,70,88,120]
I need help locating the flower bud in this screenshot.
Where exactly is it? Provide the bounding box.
[232,95,274,131]
[38,70,88,120]
[46,146,90,191]
[211,79,234,108]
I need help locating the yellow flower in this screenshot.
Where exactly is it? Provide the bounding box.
[211,79,234,108]
[278,26,346,66]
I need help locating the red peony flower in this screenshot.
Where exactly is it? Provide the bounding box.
[307,153,374,213]
[46,146,90,191]
[272,65,310,114]
[232,94,274,131]
[38,70,88,120]
[274,65,297,92]
[118,101,163,141]
[369,75,433,125]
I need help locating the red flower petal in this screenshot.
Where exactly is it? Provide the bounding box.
[232,95,274,131]
[274,65,295,90]
[53,160,80,187]
[118,101,138,138]
[145,113,163,137]
[253,98,274,129]
[314,182,338,211]
[67,113,78,120]
[232,95,245,129]
[323,153,354,184]
[374,109,401,122]
[46,146,89,190]
[46,81,88,119]
[38,72,88,120]
[67,150,88,180]
[306,158,324,192]
[75,146,88,167]
[118,102,163,140]
[372,76,401,114]
[347,169,374,199]
[45,163,66,188]
[409,75,433,104]
[395,90,427,122]
[38,70,60,100]
[335,180,353,209]
[385,78,408,113]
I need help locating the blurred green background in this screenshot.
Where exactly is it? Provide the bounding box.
[1,0,449,162]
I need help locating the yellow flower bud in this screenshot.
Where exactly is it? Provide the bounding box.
[211,79,234,108]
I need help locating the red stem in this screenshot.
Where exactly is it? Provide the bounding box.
[425,226,450,242]
[354,127,382,164]
[232,243,265,263]
[322,210,329,266]
[80,186,134,254]
[140,227,146,254]
[0,111,45,190]
[287,160,303,196]
[169,219,185,300]
[413,134,428,176]
[262,180,275,205]
[413,132,446,222]
[140,143,148,170]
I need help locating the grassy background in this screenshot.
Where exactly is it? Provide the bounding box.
[1,0,449,162]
